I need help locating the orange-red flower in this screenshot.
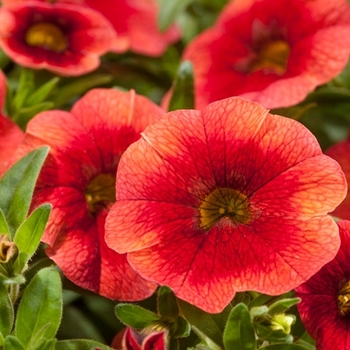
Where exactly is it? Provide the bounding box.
[2,0,180,57]
[326,136,350,220]
[0,70,23,177]
[14,88,164,300]
[105,96,347,313]
[181,0,350,109]
[295,220,350,350]
[0,1,115,76]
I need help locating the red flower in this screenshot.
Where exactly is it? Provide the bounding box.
[14,88,163,300]
[181,0,350,109]
[2,0,181,57]
[0,70,24,177]
[0,1,115,76]
[111,327,167,350]
[105,96,347,313]
[326,136,350,220]
[295,220,350,350]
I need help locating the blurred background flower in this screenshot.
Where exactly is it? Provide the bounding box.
[0,0,115,75]
[179,0,350,109]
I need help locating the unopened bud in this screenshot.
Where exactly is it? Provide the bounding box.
[269,314,295,334]
[0,234,17,263]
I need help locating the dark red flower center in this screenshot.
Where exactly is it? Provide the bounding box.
[199,188,251,230]
[85,173,116,216]
[338,281,350,316]
[25,22,67,53]
[251,39,290,75]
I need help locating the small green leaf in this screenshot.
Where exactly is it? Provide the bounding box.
[268,298,301,315]
[3,335,25,350]
[0,146,49,237]
[177,299,225,348]
[32,338,57,350]
[158,286,179,317]
[223,303,256,350]
[0,209,10,235]
[158,0,192,31]
[260,344,311,350]
[15,268,62,348]
[0,283,14,342]
[249,293,275,308]
[14,204,51,272]
[115,303,161,329]
[12,69,34,111]
[250,305,268,320]
[255,323,293,344]
[26,77,60,106]
[168,61,195,111]
[191,326,222,350]
[0,274,26,285]
[55,339,114,350]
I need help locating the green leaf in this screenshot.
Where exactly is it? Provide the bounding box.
[32,338,57,350]
[158,286,179,318]
[158,0,192,31]
[26,77,60,106]
[0,282,14,343]
[223,303,256,350]
[3,335,25,350]
[250,305,268,320]
[255,324,293,344]
[260,344,311,350]
[191,326,222,350]
[268,298,301,315]
[177,299,226,348]
[168,61,195,111]
[0,274,26,286]
[115,303,161,329]
[0,209,10,235]
[12,69,34,111]
[0,146,49,237]
[14,204,51,272]
[15,268,62,348]
[171,316,191,338]
[249,293,275,308]
[55,339,114,350]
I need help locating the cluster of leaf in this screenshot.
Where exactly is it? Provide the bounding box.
[115,285,315,350]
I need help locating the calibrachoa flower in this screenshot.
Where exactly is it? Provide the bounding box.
[295,220,350,350]
[2,0,181,57]
[326,135,350,220]
[181,0,350,109]
[0,1,115,76]
[105,96,347,313]
[0,70,23,177]
[13,88,163,300]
